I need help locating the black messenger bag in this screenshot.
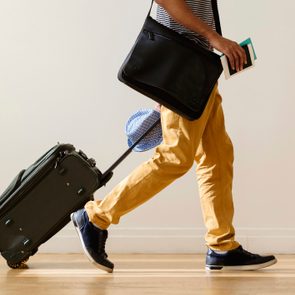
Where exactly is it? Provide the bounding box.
[118,0,223,121]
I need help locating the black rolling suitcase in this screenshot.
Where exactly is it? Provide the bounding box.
[0,119,160,269]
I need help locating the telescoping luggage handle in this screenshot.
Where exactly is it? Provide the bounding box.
[100,118,161,186]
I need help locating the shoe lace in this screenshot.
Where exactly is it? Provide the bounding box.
[97,230,108,257]
[241,247,259,258]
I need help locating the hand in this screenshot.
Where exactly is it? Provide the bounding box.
[154,103,161,112]
[208,32,247,72]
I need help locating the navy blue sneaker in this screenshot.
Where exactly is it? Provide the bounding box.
[206,246,277,271]
[71,209,114,273]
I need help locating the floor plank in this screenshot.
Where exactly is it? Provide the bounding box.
[1,254,295,295]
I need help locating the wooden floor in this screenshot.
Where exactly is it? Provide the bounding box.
[1,254,295,295]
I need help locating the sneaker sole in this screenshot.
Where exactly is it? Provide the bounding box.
[70,213,113,273]
[206,258,277,271]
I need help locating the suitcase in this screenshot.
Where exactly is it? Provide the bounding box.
[0,119,160,269]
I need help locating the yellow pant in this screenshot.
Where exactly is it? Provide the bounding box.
[85,85,240,251]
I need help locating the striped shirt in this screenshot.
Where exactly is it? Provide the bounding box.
[156,0,216,50]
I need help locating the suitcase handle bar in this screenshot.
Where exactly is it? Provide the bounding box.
[100,118,161,186]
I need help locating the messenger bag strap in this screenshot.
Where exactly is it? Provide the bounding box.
[211,0,222,36]
[148,0,154,17]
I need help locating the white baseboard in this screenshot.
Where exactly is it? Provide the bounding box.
[38,226,295,254]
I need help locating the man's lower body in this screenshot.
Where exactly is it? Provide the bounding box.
[71,85,276,272]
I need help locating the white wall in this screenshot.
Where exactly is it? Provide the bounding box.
[0,0,294,254]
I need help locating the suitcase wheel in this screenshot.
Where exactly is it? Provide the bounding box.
[6,248,38,269]
[7,257,29,269]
